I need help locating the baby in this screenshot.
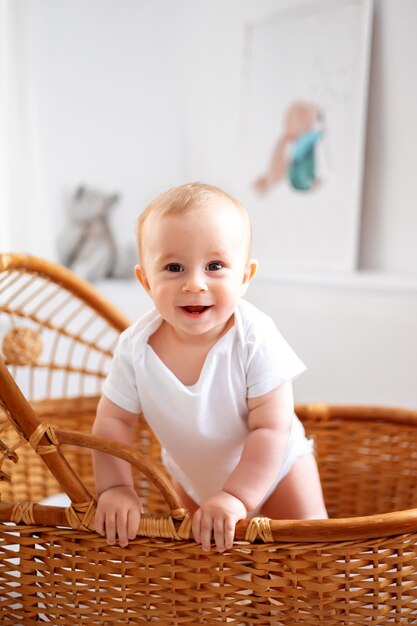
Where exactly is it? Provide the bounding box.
[92,182,328,552]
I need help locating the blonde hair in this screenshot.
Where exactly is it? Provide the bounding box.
[136,182,252,265]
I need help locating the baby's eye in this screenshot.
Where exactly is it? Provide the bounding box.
[206,261,224,271]
[165,263,184,273]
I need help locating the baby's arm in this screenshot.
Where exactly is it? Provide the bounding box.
[92,395,142,547]
[192,382,294,552]
[224,382,294,511]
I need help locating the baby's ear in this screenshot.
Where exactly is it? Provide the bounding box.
[241,259,258,295]
[135,265,150,293]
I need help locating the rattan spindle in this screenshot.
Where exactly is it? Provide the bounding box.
[0,358,91,504]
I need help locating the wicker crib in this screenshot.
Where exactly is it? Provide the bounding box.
[1,253,417,625]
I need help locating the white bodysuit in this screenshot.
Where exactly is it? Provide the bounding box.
[103,299,312,507]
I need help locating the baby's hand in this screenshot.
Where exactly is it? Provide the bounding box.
[95,485,142,547]
[192,491,247,553]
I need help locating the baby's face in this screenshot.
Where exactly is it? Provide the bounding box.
[136,202,257,341]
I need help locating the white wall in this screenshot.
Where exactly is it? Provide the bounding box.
[3,0,417,408]
[12,0,417,273]
[359,0,417,273]
[19,0,187,247]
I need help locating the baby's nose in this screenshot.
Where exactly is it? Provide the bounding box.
[182,271,208,293]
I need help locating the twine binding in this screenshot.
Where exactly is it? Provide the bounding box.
[66,499,96,531]
[11,501,36,525]
[29,423,59,455]
[245,517,274,543]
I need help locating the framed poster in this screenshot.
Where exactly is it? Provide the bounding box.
[237,0,374,273]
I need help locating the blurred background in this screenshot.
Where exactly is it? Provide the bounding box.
[1,0,416,407]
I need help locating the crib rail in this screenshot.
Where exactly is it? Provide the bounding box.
[2,353,417,544]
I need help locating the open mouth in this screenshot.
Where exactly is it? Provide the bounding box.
[181,305,211,315]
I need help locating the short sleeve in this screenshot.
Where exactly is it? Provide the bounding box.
[102,329,142,414]
[243,309,306,398]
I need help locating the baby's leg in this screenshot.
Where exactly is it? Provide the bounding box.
[260,453,328,520]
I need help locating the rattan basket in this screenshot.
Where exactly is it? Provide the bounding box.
[1,253,417,625]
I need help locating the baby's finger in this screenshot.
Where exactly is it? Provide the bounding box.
[213,518,225,552]
[127,508,141,541]
[116,514,129,548]
[95,508,105,536]
[192,509,202,543]
[200,514,213,552]
[105,512,117,546]
[224,519,236,551]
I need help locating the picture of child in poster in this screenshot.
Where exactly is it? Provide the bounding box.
[254,101,325,195]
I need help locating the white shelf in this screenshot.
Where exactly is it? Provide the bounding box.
[255,268,417,293]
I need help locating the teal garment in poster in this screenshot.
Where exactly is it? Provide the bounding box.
[288,129,323,192]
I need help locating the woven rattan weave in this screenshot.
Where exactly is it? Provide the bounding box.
[1,253,417,625]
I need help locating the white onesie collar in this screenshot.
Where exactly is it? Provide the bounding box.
[132,299,248,355]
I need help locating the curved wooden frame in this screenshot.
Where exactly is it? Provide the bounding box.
[0,252,131,332]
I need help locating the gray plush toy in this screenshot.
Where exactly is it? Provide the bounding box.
[58,185,135,281]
